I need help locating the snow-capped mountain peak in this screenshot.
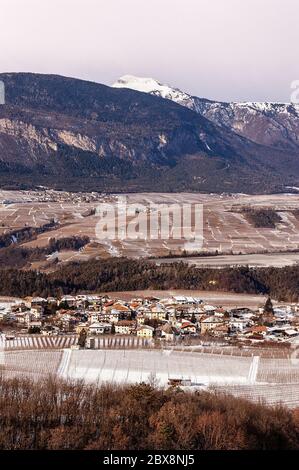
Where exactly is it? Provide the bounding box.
[113,74,299,150]
[112,75,195,109]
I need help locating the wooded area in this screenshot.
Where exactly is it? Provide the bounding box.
[0,257,298,301]
[0,236,90,269]
[0,376,298,450]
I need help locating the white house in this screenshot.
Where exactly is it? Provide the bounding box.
[89,322,108,335]
[115,320,136,335]
[136,325,154,339]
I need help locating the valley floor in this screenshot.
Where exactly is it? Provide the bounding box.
[104,290,271,309]
[1,191,299,268]
[156,252,299,268]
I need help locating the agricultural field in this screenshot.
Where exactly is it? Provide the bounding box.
[55,349,254,386]
[123,192,299,259]
[2,350,63,380]
[2,346,299,408]
[1,334,77,351]
[157,252,299,268]
[56,348,299,409]
[1,191,299,268]
[104,289,272,309]
[215,383,299,408]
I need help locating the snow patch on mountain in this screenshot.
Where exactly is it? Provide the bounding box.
[113,74,299,117]
[113,75,196,110]
[113,75,299,149]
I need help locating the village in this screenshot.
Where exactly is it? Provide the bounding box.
[1,293,299,349]
[0,188,108,205]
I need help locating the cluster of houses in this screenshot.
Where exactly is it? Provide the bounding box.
[1,189,106,205]
[1,293,299,346]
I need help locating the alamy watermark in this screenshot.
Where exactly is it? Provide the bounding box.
[0,81,5,105]
[95,196,203,249]
[290,80,299,104]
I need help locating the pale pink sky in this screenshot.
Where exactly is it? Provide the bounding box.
[0,0,298,102]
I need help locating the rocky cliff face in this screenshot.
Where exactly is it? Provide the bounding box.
[0,73,220,167]
[114,75,299,151]
[194,100,299,151]
[0,73,298,193]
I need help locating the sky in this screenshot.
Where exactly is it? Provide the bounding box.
[0,0,298,102]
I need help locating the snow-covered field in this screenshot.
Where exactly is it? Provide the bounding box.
[2,335,77,350]
[157,252,299,268]
[215,383,299,408]
[2,347,299,407]
[2,349,63,380]
[61,349,252,386]
[2,191,299,265]
[0,298,22,311]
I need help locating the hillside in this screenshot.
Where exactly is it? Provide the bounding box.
[0,73,298,192]
[0,376,298,450]
[114,74,299,151]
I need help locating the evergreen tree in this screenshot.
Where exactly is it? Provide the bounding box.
[264,297,274,314]
[78,328,87,348]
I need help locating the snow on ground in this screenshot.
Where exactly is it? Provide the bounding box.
[4,335,77,350]
[57,349,72,378]
[3,349,63,380]
[113,75,194,109]
[64,349,252,386]
[3,347,299,407]
[0,298,21,309]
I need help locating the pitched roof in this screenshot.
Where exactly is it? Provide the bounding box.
[112,303,130,311]
[251,325,267,333]
[137,325,154,331]
[116,320,135,327]
[89,322,105,328]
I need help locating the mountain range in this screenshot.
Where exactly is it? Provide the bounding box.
[113,75,299,152]
[0,72,298,193]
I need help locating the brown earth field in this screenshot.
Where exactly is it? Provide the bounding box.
[0,291,278,310]
[102,289,272,309]
[1,191,299,269]
[156,252,299,268]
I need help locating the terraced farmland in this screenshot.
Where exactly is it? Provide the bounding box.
[2,191,299,265]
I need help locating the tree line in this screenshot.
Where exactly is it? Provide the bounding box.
[0,257,298,301]
[0,236,90,269]
[0,220,58,248]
